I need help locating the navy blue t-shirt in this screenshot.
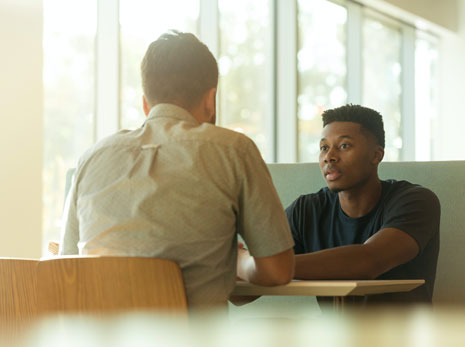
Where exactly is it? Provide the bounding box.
[286,180,440,304]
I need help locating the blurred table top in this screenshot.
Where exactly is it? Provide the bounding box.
[232,279,425,297]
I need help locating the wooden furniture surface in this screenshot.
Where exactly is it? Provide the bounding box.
[0,258,39,341]
[37,256,187,315]
[0,258,38,319]
[232,279,425,297]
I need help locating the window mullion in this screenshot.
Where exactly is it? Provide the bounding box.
[267,0,277,163]
[401,25,416,161]
[347,1,362,105]
[95,0,120,141]
[276,0,297,163]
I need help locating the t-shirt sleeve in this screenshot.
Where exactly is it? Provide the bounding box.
[236,140,294,258]
[381,185,440,253]
[286,197,306,255]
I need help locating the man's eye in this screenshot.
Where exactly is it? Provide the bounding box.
[320,145,328,151]
[340,143,350,149]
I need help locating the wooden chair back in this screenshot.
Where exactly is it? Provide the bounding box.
[37,256,187,315]
[0,258,38,338]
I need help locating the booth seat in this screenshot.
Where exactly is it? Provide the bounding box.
[266,161,465,305]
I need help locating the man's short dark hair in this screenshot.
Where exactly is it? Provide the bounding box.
[322,104,385,148]
[141,30,218,109]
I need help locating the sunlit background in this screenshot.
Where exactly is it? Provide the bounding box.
[42,0,440,251]
[297,0,347,162]
[43,0,95,249]
[119,0,199,130]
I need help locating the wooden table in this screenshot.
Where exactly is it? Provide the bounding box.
[232,279,425,311]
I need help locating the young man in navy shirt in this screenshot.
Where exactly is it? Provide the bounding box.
[286,105,440,304]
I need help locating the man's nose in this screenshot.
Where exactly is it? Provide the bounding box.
[324,148,338,163]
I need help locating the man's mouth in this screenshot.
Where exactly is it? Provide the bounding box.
[325,168,342,181]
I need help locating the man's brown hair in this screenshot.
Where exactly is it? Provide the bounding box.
[141,30,218,109]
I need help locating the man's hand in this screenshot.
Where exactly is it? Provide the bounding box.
[236,242,250,281]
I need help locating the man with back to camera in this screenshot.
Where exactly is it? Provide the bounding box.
[286,104,440,305]
[59,30,294,309]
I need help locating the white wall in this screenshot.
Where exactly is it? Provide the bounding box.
[0,0,43,258]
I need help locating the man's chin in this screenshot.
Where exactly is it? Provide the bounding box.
[326,182,342,193]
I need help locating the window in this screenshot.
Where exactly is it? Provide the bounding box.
[297,0,347,162]
[218,0,272,160]
[362,15,402,161]
[120,0,199,130]
[43,0,96,249]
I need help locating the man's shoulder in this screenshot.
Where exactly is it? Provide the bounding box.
[381,179,441,216]
[75,129,135,169]
[383,179,439,202]
[198,123,258,151]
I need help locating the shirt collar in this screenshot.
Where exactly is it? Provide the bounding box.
[146,103,199,124]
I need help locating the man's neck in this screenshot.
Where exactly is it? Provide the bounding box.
[337,177,382,218]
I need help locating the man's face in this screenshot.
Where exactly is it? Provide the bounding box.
[319,121,382,193]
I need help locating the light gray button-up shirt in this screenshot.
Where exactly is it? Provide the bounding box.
[60,103,294,307]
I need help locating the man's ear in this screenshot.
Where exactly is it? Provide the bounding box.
[372,146,385,165]
[204,88,217,123]
[143,95,151,116]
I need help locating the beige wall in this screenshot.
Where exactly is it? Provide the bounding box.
[362,0,459,32]
[0,0,42,258]
[383,0,459,32]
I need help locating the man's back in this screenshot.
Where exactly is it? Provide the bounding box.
[61,104,294,307]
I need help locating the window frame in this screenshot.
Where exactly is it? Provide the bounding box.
[95,0,120,141]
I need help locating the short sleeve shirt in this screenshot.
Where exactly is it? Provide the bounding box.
[286,180,440,303]
[60,103,294,308]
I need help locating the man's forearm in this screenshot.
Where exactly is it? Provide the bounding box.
[294,244,381,280]
[296,227,420,280]
[237,248,294,286]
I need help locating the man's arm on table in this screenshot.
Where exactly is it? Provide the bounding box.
[237,246,295,286]
[295,228,419,280]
